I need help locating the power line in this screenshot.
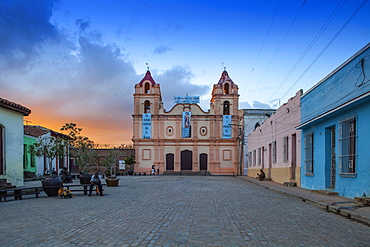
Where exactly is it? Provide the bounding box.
[267,0,347,102]
[280,0,368,100]
[241,0,283,98]
[248,1,306,101]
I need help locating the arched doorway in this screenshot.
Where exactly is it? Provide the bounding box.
[166,153,174,170]
[181,150,192,170]
[199,153,207,170]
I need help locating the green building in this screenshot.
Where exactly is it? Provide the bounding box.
[23,135,37,176]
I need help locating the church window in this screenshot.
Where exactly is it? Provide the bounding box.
[166,126,174,136]
[144,100,151,113]
[224,83,229,94]
[144,82,150,94]
[223,101,230,115]
[200,126,207,136]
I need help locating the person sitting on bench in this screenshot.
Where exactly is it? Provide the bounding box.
[89,173,103,196]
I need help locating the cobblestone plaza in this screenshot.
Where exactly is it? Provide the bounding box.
[0,176,369,246]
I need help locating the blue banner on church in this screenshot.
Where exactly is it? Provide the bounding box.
[182,111,191,138]
[223,115,231,139]
[142,113,152,139]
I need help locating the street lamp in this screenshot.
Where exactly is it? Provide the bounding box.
[228,124,245,175]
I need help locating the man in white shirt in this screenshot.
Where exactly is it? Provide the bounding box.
[89,173,103,196]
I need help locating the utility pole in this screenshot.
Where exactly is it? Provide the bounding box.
[229,124,244,175]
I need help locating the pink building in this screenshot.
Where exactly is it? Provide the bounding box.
[132,69,244,175]
[248,90,302,185]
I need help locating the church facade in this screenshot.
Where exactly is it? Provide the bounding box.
[132,69,243,175]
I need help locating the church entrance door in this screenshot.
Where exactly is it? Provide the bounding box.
[166,153,174,170]
[181,150,192,170]
[199,153,207,170]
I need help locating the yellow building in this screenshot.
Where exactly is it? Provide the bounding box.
[132,69,244,175]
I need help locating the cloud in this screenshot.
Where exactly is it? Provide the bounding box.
[0,0,60,71]
[153,45,172,55]
[0,0,140,144]
[153,66,210,111]
[0,0,210,145]
[252,101,274,109]
[76,18,91,33]
[239,101,252,109]
[268,99,280,109]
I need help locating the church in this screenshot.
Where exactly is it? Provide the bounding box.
[132,69,243,175]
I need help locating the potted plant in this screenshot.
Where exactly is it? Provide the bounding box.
[102,149,120,187]
[29,135,67,196]
[124,156,136,176]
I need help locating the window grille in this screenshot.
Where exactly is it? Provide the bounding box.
[338,115,357,174]
[272,141,277,163]
[258,148,261,165]
[304,132,314,174]
[283,136,289,162]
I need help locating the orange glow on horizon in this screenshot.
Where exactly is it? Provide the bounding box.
[24,109,133,146]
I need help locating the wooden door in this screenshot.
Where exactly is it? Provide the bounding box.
[181,150,192,170]
[166,153,174,170]
[199,153,207,170]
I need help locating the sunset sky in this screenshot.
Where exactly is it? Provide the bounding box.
[1,0,369,146]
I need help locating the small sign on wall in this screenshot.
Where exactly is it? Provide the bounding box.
[119,160,126,170]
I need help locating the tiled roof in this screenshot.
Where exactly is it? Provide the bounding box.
[218,70,234,85]
[24,125,49,137]
[0,97,31,116]
[139,70,156,86]
[24,125,70,139]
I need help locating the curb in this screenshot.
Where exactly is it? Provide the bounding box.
[237,176,370,226]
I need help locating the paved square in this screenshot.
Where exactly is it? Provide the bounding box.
[0,176,369,246]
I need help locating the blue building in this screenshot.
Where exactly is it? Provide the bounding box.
[298,43,370,198]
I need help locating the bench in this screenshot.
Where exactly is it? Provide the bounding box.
[0,186,42,202]
[0,184,107,201]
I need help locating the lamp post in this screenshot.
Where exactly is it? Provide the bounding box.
[228,124,244,175]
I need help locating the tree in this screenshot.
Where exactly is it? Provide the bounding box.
[101,149,120,176]
[29,135,67,175]
[118,144,134,149]
[124,156,136,171]
[60,123,97,173]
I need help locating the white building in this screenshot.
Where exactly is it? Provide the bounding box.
[243,109,276,175]
[0,97,31,187]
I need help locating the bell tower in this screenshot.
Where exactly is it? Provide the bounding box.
[132,69,162,143]
[210,69,239,116]
[133,69,162,115]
